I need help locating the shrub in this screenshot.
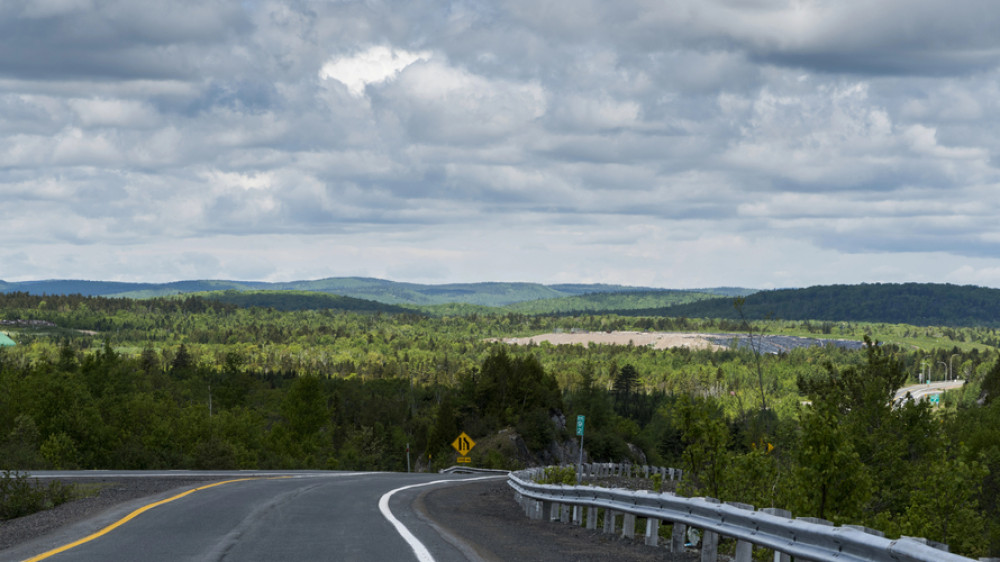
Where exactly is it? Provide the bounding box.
[0,470,76,520]
[537,465,576,485]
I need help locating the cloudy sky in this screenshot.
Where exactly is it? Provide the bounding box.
[2,0,999,289]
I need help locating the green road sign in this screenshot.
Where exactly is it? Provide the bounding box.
[576,415,585,436]
[929,394,940,405]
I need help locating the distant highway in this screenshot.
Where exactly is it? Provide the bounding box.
[893,379,966,405]
[3,471,504,562]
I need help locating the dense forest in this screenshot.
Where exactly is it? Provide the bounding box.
[646,283,1000,327]
[2,288,1000,556]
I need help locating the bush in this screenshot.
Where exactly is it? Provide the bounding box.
[0,470,76,520]
[537,465,577,485]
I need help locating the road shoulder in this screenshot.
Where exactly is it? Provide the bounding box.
[416,477,700,562]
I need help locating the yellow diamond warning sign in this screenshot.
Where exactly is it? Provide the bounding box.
[451,432,476,456]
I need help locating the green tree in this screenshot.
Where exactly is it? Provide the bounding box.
[797,336,924,515]
[789,403,871,522]
[900,449,987,557]
[613,363,638,418]
[281,376,328,438]
[674,395,731,498]
[979,356,1000,405]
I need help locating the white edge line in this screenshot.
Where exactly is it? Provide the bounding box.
[379,476,504,562]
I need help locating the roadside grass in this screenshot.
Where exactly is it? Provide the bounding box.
[0,470,88,520]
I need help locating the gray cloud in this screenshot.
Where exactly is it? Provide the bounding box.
[1,0,999,287]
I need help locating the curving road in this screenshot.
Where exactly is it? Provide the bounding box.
[893,379,966,405]
[2,471,504,562]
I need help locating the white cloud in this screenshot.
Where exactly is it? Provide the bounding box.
[378,60,547,143]
[319,46,432,97]
[68,98,159,129]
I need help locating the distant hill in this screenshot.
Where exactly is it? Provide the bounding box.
[504,290,724,314]
[0,277,747,307]
[0,279,261,298]
[640,283,1000,327]
[197,290,414,313]
[5,279,1000,326]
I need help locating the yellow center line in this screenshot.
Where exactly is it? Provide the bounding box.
[22,476,291,562]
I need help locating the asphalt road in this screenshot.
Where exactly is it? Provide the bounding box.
[3,471,505,562]
[893,379,966,404]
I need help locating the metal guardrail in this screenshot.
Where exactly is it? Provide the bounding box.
[438,465,511,475]
[508,464,985,562]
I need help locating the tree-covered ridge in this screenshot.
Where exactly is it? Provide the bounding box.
[0,277,744,307]
[503,289,720,314]
[635,283,1000,327]
[196,290,415,314]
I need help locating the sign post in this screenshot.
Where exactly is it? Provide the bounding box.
[576,415,585,483]
[451,432,476,464]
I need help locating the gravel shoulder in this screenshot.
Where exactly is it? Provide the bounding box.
[416,478,701,562]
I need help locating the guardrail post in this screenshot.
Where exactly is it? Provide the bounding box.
[586,506,598,530]
[572,505,582,525]
[903,536,951,553]
[727,502,755,562]
[645,518,660,547]
[622,513,636,539]
[761,507,792,562]
[528,499,539,520]
[604,510,619,534]
[670,522,686,552]
[701,527,719,562]
[696,497,722,562]
[560,504,571,523]
[540,500,553,521]
[844,524,885,537]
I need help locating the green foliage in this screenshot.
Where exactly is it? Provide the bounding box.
[788,402,871,522]
[979,356,1000,405]
[673,395,731,498]
[537,465,577,485]
[0,470,75,520]
[505,290,720,315]
[281,376,328,437]
[899,449,988,557]
[200,290,413,314]
[643,283,1000,328]
[0,415,44,469]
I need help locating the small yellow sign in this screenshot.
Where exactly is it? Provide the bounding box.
[451,432,476,456]
[457,456,472,463]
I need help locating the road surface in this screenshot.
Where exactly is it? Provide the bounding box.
[2,471,503,562]
[893,379,966,405]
